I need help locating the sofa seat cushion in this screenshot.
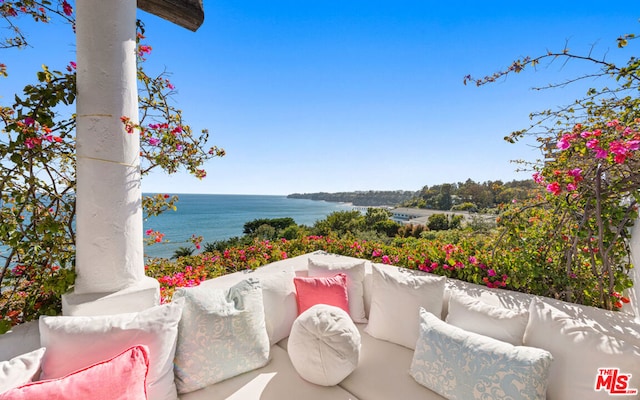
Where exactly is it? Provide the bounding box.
[339,324,447,400]
[178,344,359,400]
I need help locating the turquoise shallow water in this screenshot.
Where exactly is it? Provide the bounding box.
[143,194,353,259]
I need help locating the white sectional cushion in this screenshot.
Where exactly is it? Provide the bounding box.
[0,347,45,394]
[39,300,184,400]
[173,278,270,394]
[365,264,446,349]
[340,324,447,400]
[446,290,529,345]
[524,298,640,399]
[288,304,361,386]
[179,345,358,400]
[308,258,368,323]
[411,308,553,400]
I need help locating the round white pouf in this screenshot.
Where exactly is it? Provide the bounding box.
[288,304,361,386]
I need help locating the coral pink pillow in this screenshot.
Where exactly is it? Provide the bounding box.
[0,345,149,400]
[294,273,349,315]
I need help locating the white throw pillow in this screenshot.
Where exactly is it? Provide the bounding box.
[195,265,297,346]
[524,298,640,399]
[0,347,45,394]
[365,263,445,349]
[250,267,298,345]
[308,258,367,323]
[172,278,270,394]
[288,304,361,386]
[39,299,184,400]
[411,308,552,400]
[446,290,529,345]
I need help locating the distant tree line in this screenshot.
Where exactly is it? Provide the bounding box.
[288,180,539,211]
[287,190,419,207]
[402,179,540,211]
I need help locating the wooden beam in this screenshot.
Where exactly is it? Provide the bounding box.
[137,0,204,31]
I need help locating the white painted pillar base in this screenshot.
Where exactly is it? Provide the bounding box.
[62,276,160,316]
[66,0,159,312]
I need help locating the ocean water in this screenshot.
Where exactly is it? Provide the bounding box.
[143,194,353,259]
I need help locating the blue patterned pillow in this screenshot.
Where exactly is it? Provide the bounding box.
[173,278,270,394]
[410,308,552,400]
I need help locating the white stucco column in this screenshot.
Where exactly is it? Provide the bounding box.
[629,219,640,322]
[63,0,159,315]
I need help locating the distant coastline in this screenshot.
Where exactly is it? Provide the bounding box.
[287,190,418,207]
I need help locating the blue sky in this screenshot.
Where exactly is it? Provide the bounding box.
[3,1,640,195]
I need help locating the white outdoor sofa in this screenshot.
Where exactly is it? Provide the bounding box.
[1,251,639,400]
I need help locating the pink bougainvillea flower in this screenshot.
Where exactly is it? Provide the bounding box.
[145,229,153,236]
[381,255,391,264]
[532,171,544,184]
[62,0,73,16]
[566,183,577,192]
[148,137,160,146]
[586,138,599,149]
[567,168,583,183]
[614,153,627,164]
[594,147,608,159]
[609,141,627,156]
[606,119,620,127]
[138,45,152,57]
[546,182,561,196]
[556,136,571,150]
[487,269,496,277]
[580,131,592,138]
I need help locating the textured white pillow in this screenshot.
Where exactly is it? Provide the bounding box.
[411,308,552,399]
[288,304,361,386]
[173,278,270,394]
[365,264,446,349]
[255,267,298,345]
[0,347,45,394]
[39,299,184,400]
[524,298,640,399]
[308,258,367,323]
[446,290,529,345]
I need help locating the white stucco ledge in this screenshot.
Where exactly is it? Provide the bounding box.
[61,276,160,317]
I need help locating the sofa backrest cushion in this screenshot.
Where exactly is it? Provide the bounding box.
[446,290,529,345]
[365,263,445,349]
[524,298,640,399]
